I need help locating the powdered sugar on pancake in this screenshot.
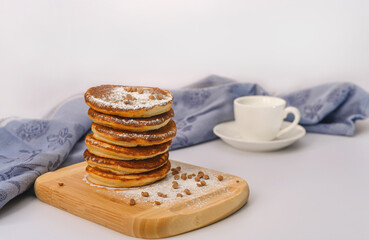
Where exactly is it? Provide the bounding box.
[100,114,166,126]
[100,128,176,140]
[88,108,174,127]
[87,86,172,110]
[92,120,176,141]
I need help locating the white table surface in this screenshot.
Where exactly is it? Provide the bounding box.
[1,120,369,240]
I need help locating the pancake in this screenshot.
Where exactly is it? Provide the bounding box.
[86,160,171,188]
[85,85,173,118]
[88,108,174,132]
[85,134,171,160]
[91,120,177,147]
[84,150,169,174]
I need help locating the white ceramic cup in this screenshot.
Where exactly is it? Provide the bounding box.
[234,96,301,141]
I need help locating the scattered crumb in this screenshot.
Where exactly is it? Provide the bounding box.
[181,173,187,180]
[172,181,179,189]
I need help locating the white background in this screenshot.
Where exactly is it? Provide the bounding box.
[1,0,369,118]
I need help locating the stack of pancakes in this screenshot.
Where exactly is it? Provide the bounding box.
[83,85,176,188]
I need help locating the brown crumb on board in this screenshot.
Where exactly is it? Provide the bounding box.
[141,192,149,197]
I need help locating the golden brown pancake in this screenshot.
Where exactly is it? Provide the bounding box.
[86,160,171,187]
[91,120,177,147]
[85,85,173,118]
[88,108,174,132]
[84,150,169,174]
[85,134,172,160]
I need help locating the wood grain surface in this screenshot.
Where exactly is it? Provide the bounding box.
[34,160,249,239]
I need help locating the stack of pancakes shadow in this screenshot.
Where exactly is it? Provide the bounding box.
[84,85,176,188]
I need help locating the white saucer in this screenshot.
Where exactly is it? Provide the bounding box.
[213,121,306,152]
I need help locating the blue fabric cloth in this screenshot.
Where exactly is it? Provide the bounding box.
[1,75,368,209]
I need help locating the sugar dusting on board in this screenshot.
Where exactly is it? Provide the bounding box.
[83,161,235,208]
[87,86,172,110]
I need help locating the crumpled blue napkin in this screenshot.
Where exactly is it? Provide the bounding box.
[1,75,368,209]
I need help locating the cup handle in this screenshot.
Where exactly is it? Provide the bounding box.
[276,106,301,138]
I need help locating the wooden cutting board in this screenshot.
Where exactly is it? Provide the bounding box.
[35,160,249,239]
